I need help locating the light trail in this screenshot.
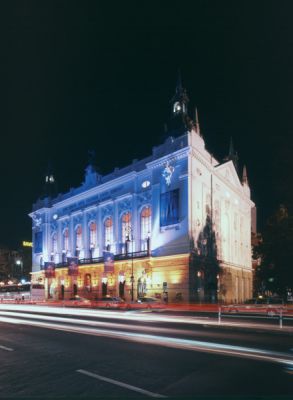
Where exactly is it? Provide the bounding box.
[0,304,291,332]
[0,310,202,337]
[0,313,293,368]
[0,345,14,351]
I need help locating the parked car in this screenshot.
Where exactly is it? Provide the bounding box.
[93,296,126,309]
[64,295,92,307]
[126,297,164,310]
[224,297,286,316]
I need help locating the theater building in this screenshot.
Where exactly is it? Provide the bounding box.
[30,80,255,303]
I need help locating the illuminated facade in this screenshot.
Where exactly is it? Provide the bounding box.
[30,80,255,303]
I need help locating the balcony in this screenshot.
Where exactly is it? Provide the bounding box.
[50,250,149,269]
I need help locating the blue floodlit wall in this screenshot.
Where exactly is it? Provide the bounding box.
[31,134,190,271]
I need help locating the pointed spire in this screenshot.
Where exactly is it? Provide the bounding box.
[242,165,249,185]
[194,107,201,135]
[87,149,96,166]
[229,137,234,158]
[225,137,239,173]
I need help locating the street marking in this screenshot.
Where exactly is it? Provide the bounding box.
[0,345,14,351]
[76,369,167,398]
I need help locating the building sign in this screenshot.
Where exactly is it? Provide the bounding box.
[44,262,55,278]
[34,232,43,254]
[104,251,114,273]
[67,257,79,276]
[22,241,33,247]
[160,189,179,227]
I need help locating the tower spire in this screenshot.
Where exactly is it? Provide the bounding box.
[229,137,234,158]
[225,137,239,173]
[242,165,248,185]
[194,107,201,135]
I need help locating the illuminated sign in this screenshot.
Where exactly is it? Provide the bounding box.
[23,241,33,247]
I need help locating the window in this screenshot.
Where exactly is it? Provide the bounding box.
[89,222,97,248]
[122,212,132,243]
[160,189,179,227]
[76,225,82,250]
[104,217,113,249]
[173,101,181,114]
[141,206,151,250]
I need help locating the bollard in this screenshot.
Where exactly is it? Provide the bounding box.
[279,309,283,329]
[218,306,221,324]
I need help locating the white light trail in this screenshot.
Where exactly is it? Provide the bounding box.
[0,304,291,333]
[0,344,14,351]
[0,313,292,368]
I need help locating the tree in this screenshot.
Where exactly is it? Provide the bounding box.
[258,205,293,298]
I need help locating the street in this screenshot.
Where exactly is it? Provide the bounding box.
[0,304,292,399]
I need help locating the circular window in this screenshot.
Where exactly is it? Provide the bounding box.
[142,180,151,189]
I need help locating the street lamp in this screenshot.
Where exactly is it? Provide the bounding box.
[126,227,134,302]
[16,259,23,280]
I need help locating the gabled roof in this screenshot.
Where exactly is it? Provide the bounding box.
[214,160,243,191]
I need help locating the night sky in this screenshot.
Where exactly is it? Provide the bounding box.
[1,1,293,249]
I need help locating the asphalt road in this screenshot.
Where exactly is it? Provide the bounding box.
[0,305,292,399]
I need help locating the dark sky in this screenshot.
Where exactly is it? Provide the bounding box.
[1,1,293,248]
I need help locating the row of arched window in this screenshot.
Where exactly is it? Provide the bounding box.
[50,206,152,258]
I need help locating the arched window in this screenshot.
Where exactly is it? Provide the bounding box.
[76,225,82,250]
[104,217,113,249]
[89,222,97,248]
[141,206,151,250]
[63,228,69,252]
[122,212,131,243]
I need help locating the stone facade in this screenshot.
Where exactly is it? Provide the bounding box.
[30,84,255,304]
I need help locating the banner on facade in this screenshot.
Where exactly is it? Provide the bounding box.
[67,257,79,276]
[104,251,114,273]
[44,262,56,278]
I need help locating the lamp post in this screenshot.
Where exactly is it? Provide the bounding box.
[147,232,151,256]
[90,243,94,261]
[126,227,134,302]
[16,259,23,281]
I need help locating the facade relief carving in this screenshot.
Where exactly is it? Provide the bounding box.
[101,204,113,220]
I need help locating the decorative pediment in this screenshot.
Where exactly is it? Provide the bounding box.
[215,161,243,191]
[32,213,42,227]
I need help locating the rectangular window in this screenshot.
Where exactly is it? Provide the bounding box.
[160,189,179,227]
